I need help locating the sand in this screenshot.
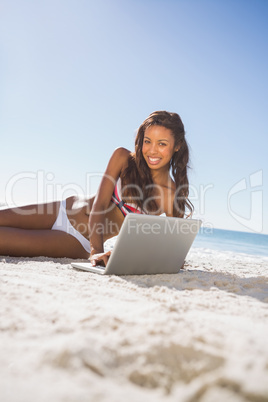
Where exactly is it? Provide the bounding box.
[1,246,268,402]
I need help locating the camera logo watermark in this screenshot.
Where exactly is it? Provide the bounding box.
[227,170,263,232]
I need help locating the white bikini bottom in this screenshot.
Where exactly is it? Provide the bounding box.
[51,200,91,254]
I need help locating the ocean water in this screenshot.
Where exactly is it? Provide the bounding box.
[193,227,268,258]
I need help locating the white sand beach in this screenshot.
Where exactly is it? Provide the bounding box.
[1,246,268,402]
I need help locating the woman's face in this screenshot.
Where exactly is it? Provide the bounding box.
[142,125,178,171]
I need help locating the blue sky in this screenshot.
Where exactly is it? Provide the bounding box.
[1,0,267,233]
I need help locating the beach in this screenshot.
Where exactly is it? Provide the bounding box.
[1,246,268,402]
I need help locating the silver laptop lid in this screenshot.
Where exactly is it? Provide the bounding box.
[103,214,201,275]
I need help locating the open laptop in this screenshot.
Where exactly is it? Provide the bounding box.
[71,214,202,275]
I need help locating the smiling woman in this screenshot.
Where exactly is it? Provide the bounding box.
[0,111,193,263]
[120,111,193,220]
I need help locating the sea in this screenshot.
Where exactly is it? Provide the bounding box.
[193,227,268,258]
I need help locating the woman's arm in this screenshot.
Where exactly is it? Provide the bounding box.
[89,147,130,263]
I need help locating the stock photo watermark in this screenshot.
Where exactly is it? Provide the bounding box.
[1,169,264,232]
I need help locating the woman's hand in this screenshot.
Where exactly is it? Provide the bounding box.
[90,251,112,267]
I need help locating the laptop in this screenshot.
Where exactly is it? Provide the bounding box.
[71,214,202,275]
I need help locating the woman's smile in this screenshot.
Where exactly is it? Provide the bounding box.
[147,156,162,165]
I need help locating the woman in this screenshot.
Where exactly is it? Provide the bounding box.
[0,111,193,265]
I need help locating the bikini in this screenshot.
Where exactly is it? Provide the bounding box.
[51,200,91,253]
[111,178,144,216]
[111,179,165,217]
[51,178,143,254]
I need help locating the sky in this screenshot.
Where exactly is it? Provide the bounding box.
[0,0,268,234]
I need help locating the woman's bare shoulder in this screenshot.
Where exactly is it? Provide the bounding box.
[112,147,131,159]
[110,147,131,170]
[103,147,132,179]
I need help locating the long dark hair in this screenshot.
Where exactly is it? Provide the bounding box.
[121,111,193,217]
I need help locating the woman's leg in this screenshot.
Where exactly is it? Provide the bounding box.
[0,197,92,258]
[0,201,60,229]
[0,226,89,259]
